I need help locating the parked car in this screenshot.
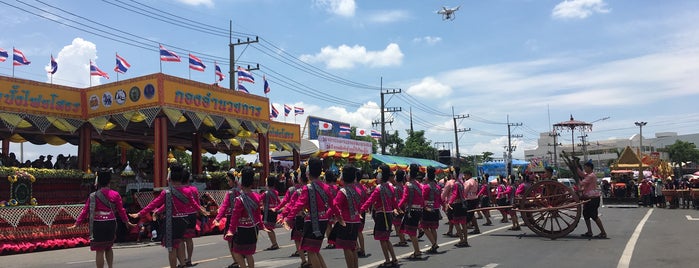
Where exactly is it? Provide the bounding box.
[557,178,576,189]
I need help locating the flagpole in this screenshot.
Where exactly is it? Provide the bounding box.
[89,60,92,87]
[159,44,163,73]
[50,52,53,84]
[115,52,119,82]
[12,47,15,77]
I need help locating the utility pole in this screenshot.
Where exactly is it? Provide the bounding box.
[578,134,590,162]
[506,115,523,177]
[229,20,259,89]
[452,106,470,166]
[548,131,561,170]
[371,78,401,154]
[409,107,414,135]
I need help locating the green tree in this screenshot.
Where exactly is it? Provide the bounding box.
[384,130,405,155]
[400,130,437,160]
[666,140,699,167]
[482,151,494,162]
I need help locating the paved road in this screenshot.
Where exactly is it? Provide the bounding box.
[3,207,698,268]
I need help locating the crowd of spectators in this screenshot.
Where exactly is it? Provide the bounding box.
[0,153,78,169]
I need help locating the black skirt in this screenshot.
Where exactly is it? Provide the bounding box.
[231,226,258,255]
[334,222,360,250]
[90,220,117,251]
[373,212,393,241]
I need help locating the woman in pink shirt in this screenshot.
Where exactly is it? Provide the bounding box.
[277,168,309,266]
[578,162,607,239]
[420,166,442,254]
[396,164,425,259]
[360,165,398,267]
[130,165,206,268]
[213,170,242,268]
[261,175,281,250]
[225,167,263,268]
[70,170,135,268]
[332,165,364,268]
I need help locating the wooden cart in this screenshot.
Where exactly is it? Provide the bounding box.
[472,180,585,239]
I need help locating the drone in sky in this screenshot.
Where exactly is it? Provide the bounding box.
[437,6,461,21]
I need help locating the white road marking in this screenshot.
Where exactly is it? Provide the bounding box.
[358,225,510,268]
[194,242,216,247]
[483,263,499,268]
[66,260,94,264]
[685,215,699,221]
[617,208,653,268]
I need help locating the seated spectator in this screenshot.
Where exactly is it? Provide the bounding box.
[44,155,54,169]
[32,155,46,168]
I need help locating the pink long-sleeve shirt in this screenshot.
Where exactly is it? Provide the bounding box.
[360,183,397,213]
[578,170,601,198]
[227,191,263,232]
[421,182,443,210]
[276,184,301,211]
[463,178,480,201]
[397,181,424,209]
[285,180,334,222]
[138,186,199,218]
[214,188,241,222]
[76,188,129,225]
[333,185,363,223]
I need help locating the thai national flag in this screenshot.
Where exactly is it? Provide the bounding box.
[263,75,271,94]
[48,54,58,74]
[371,129,382,140]
[284,104,292,116]
[270,104,279,119]
[294,106,304,115]
[238,83,249,93]
[90,60,110,79]
[159,45,180,62]
[215,62,225,81]
[13,48,31,66]
[339,124,351,135]
[237,66,255,83]
[114,53,130,73]
[0,48,8,62]
[188,53,206,72]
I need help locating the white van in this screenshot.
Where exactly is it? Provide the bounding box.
[557,178,576,189]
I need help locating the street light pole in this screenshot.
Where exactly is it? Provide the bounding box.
[634,121,647,155]
[635,121,647,179]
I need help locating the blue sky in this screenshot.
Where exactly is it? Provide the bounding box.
[2,0,699,162]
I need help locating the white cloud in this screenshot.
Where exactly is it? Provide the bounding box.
[299,43,403,69]
[314,0,356,17]
[47,37,104,88]
[177,0,214,8]
[406,77,452,99]
[413,36,442,45]
[552,0,610,20]
[367,10,410,23]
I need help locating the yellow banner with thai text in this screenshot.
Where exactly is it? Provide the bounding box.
[162,79,269,122]
[0,76,82,118]
[269,121,300,143]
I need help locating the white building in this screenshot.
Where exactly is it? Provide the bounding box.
[524,132,699,171]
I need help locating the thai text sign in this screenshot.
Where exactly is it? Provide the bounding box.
[85,77,160,116]
[0,77,82,118]
[268,121,300,143]
[164,80,269,121]
[318,135,372,154]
